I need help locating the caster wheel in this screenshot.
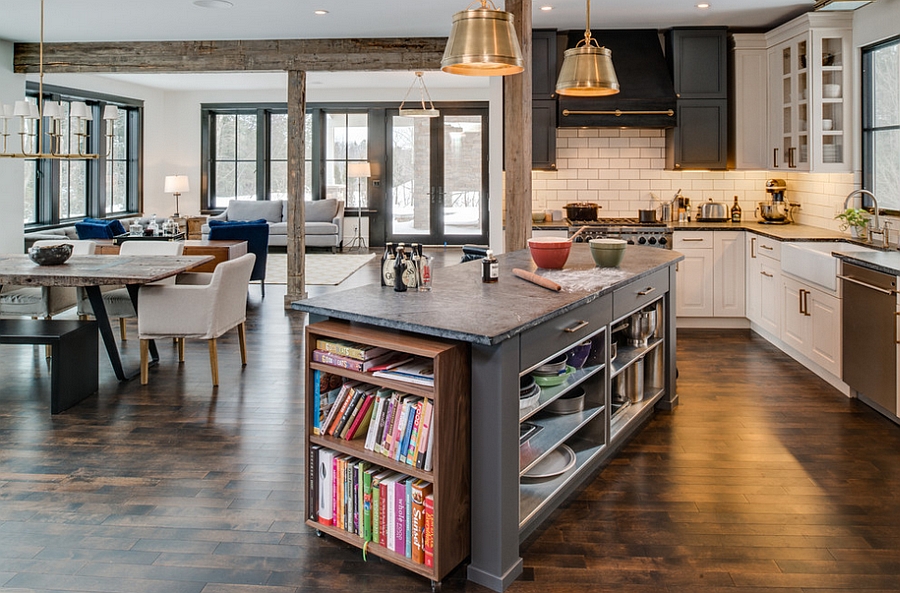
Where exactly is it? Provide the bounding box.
[315,529,323,537]
[431,580,442,592]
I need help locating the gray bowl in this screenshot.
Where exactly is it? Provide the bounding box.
[28,243,73,266]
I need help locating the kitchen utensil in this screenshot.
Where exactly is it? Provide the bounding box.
[566,341,592,369]
[534,354,567,375]
[658,201,673,222]
[823,84,841,98]
[547,386,585,414]
[625,308,658,347]
[513,267,562,291]
[564,202,600,221]
[644,345,665,390]
[757,202,789,222]
[822,119,833,131]
[638,209,657,223]
[532,211,545,223]
[521,444,576,480]
[28,243,73,266]
[625,357,645,403]
[533,365,574,388]
[589,238,626,267]
[698,199,728,222]
[527,237,572,269]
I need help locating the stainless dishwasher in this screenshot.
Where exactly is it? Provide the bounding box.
[839,261,898,418]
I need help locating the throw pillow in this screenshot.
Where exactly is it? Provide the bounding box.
[75,221,115,240]
[208,218,268,227]
[306,199,339,222]
[225,199,283,223]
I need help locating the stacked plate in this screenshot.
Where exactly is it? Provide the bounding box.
[519,374,541,410]
[532,354,574,388]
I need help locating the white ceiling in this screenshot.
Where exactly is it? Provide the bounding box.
[2,0,816,91]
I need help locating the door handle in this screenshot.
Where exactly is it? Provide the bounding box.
[837,274,898,295]
[761,271,773,278]
[798,288,805,315]
[681,238,705,242]
[637,287,656,296]
[804,290,811,317]
[750,237,757,258]
[760,244,774,251]
[564,320,590,333]
[773,148,779,168]
[788,147,796,168]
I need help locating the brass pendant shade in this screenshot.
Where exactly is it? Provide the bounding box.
[556,0,620,97]
[441,1,524,76]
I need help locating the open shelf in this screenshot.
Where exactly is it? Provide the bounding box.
[611,386,665,441]
[519,362,604,423]
[520,401,606,475]
[610,337,663,379]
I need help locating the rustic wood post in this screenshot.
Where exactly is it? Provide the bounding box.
[285,69,307,308]
[504,0,532,253]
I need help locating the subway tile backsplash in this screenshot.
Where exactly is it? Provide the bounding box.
[531,129,856,232]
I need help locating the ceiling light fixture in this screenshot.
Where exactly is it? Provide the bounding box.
[398,72,440,118]
[555,0,619,96]
[814,0,875,9]
[441,0,525,77]
[0,0,104,159]
[314,9,329,15]
[696,3,710,8]
[540,5,554,11]
[192,0,234,8]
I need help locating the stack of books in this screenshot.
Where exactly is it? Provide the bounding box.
[312,338,412,373]
[310,447,435,566]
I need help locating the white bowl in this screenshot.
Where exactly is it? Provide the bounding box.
[823,84,841,98]
[822,119,833,131]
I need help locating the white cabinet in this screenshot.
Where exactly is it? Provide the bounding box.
[766,12,853,173]
[746,234,782,336]
[730,34,769,170]
[674,231,745,318]
[781,276,841,377]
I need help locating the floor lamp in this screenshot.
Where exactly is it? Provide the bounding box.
[346,162,371,252]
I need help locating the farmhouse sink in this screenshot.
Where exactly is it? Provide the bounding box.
[781,241,877,291]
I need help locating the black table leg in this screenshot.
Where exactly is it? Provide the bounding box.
[85,285,129,381]
[126,284,158,362]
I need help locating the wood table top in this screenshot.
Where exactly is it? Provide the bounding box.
[0,255,214,287]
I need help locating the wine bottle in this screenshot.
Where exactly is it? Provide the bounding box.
[393,246,407,292]
[731,196,742,223]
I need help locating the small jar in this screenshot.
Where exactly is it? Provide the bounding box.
[482,249,499,283]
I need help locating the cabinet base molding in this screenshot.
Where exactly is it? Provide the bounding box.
[676,317,750,329]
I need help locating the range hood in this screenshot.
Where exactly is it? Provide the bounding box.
[557,29,677,128]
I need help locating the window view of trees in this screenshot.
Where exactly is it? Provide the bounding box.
[326,113,369,207]
[214,113,258,205]
[864,38,900,212]
[106,109,130,214]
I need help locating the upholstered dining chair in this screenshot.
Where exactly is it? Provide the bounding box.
[207,220,269,296]
[137,253,256,386]
[0,239,97,320]
[76,240,184,340]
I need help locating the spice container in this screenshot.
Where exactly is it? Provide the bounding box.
[482,249,498,283]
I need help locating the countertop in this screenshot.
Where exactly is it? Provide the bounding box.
[834,251,900,276]
[292,245,681,346]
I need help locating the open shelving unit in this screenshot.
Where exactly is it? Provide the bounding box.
[304,319,470,588]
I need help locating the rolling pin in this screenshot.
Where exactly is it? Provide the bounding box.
[512,268,562,292]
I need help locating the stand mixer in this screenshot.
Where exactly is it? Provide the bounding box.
[757,179,796,224]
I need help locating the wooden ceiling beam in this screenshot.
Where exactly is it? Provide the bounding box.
[13,37,447,73]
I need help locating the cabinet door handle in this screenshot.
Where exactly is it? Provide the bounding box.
[564,320,590,333]
[760,244,774,251]
[773,148,779,168]
[788,147,796,168]
[637,287,656,296]
[681,238,705,242]
[761,271,773,278]
[803,290,811,316]
[750,237,757,258]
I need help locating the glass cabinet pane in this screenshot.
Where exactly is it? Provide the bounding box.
[798,40,807,70]
[782,46,792,76]
[822,37,842,68]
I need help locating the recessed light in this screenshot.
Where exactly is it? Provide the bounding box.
[696,3,710,8]
[314,9,329,15]
[540,5,554,11]
[193,0,233,8]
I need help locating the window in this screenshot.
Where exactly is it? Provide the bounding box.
[24,84,142,228]
[201,105,369,210]
[862,36,900,213]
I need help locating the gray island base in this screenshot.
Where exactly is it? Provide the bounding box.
[293,245,683,592]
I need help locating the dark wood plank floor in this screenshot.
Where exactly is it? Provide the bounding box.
[2,256,900,592]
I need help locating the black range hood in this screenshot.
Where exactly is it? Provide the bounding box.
[557,29,677,128]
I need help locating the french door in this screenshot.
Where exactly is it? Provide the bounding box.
[386,107,489,246]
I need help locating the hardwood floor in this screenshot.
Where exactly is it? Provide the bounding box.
[3,257,900,592]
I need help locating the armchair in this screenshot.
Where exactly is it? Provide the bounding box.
[207,220,269,296]
[137,253,256,386]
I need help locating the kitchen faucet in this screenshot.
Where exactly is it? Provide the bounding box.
[844,189,886,246]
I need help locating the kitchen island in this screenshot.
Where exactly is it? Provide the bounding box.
[293,245,682,591]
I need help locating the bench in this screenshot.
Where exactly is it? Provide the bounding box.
[0,319,99,414]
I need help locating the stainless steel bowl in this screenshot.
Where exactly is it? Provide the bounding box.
[758,202,788,222]
[625,308,658,347]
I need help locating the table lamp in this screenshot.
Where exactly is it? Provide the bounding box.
[346,162,371,252]
[164,175,190,218]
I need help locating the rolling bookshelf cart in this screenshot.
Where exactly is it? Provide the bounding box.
[304,319,470,590]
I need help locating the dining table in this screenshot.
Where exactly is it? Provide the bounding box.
[0,254,213,381]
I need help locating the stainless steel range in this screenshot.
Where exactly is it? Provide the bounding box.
[567,218,673,249]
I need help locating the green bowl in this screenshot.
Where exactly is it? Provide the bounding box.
[589,238,627,250]
[591,247,625,267]
[533,366,575,388]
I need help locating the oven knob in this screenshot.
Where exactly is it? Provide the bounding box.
[659,237,668,246]
[648,237,657,245]
[574,236,585,243]
[627,239,635,245]
[638,236,647,244]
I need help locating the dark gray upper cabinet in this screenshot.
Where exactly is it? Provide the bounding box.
[667,27,728,99]
[532,29,559,99]
[532,29,558,170]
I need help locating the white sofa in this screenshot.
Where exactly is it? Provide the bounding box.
[202,199,344,251]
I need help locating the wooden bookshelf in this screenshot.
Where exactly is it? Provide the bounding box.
[304,319,470,588]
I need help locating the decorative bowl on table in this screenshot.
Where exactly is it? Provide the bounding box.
[527,237,571,269]
[589,238,626,267]
[28,243,73,266]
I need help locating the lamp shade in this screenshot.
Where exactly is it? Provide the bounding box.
[347,162,371,178]
[70,101,91,119]
[164,175,190,194]
[556,45,620,96]
[441,2,524,76]
[102,105,120,121]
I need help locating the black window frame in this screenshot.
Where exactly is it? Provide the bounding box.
[24,83,143,230]
[861,34,900,215]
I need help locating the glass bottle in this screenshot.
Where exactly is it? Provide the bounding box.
[482,249,499,283]
[381,242,395,286]
[731,196,742,223]
[393,245,407,292]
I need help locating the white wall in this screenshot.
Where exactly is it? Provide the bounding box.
[0,40,24,253]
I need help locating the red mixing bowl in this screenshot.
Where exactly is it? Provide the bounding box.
[527,237,571,269]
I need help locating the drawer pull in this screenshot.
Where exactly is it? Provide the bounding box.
[681,238,705,242]
[750,237,757,258]
[760,245,774,251]
[564,320,590,333]
[761,271,773,278]
[637,287,656,296]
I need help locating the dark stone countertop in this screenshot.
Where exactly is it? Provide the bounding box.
[292,245,682,346]
[834,251,900,276]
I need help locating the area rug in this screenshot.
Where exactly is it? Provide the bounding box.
[265,252,375,285]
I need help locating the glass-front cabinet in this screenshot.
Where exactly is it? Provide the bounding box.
[766,12,852,173]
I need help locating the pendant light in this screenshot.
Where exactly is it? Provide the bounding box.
[399,72,440,118]
[556,0,620,97]
[441,0,524,76]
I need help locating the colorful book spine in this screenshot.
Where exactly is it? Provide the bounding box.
[415,400,433,469]
[364,395,386,451]
[309,445,320,521]
[316,338,390,360]
[362,467,378,542]
[321,384,354,436]
[330,387,363,437]
[396,399,419,463]
[313,349,398,372]
[410,480,433,564]
[385,475,397,551]
[394,477,406,554]
[345,394,375,440]
[391,398,413,460]
[424,493,435,568]
[316,448,335,526]
[405,476,413,559]
[404,399,424,465]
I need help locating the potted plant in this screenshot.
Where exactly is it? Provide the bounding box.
[835,208,869,238]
